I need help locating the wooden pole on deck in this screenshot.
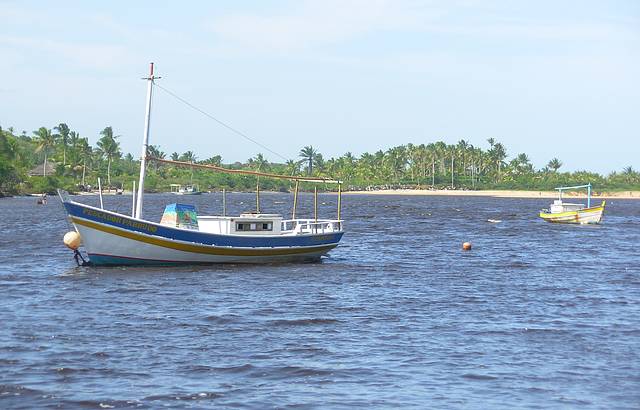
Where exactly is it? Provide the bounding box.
[222,188,227,216]
[131,181,136,217]
[97,177,104,209]
[256,177,260,213]
[337,183,342,220]
[314,186,318,222]
[292,180,299,220]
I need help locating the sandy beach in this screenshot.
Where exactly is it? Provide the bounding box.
[344,189,640,199]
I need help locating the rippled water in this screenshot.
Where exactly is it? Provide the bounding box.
[1,193,639,409]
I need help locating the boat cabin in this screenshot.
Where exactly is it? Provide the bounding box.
[197,213,342,236]
[159,203,341,236]
[198,213,283,235]
[549,200,585,214]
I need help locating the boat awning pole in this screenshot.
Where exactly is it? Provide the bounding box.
[314,186,318,223]
[588,183,591,208]
[222,188,226,216]
[131,180,136,217]
[256,177,260,213]
[337,183,342,220]
[292,180,299,220]
[135,62,159,219]
[556,184,592,191]
[97,177,104,209]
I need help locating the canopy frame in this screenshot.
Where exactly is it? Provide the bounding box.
[556,183,592,207]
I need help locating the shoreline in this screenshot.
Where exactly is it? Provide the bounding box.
[343,189,640,199]
[5,189,640,200]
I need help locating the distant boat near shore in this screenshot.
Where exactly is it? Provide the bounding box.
[539,183,606,224]
[169,184,201,195]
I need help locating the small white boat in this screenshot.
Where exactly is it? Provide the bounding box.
[539,183,605,224]
[170,184,201,195]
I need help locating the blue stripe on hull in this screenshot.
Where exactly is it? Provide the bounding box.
[63,201,343,248]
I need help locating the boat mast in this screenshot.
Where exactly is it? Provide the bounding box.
[135,62,159,219]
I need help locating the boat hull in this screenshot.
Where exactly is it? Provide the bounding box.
[62,200,343,266]
[539,203,605,224]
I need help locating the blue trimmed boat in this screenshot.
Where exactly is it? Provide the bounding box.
[58,191,343,265]
[59,63,345,266]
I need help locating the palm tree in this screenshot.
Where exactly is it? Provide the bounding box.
[180,151,196,163]
[456,139,469,181]
[510,153,533,175]
[147,145,165,172]
[247,153,269,172]
[170,152,179,161]
[450,145,456,188]
[54,123,70,165]
[33,127,55,177]
[314,152,326,175]
[202,155,222,166]
[434,141,447,176]
[622,166,637,183]
[78,138,92,187]
[285,159,299,176]
[357,152,376,183]
[547,158,563,173]
[147,145,165,159]
[405,144,417,181]
[492,142,507,181]
[96,127,121,186]
[340,152,356,181]
[299,146,317,176]
[179,151,198,183]
[384,146,406,183]
[68,131,81,165]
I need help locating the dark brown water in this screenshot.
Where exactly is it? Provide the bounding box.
[1,193,639,409]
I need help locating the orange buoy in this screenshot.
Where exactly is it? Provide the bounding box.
[63,231,81,250]
[462,242,472,251]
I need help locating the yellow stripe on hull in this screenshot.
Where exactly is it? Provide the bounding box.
[539,204,605,224]
[71,217,337,257]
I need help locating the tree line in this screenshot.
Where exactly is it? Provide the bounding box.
[0,123,638,196]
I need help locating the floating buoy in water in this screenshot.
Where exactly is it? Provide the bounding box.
[462,242,472,251]
[63,231,81,250]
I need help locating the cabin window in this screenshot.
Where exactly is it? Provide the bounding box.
[236,221,273,231]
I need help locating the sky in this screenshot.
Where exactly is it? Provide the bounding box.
[1,0,638,173]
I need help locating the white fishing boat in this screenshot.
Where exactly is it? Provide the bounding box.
[539,183,605,224]
[169,184,201,195]
[59,63,345,266]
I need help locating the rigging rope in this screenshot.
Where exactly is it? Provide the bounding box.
[147,156,341,184]
[154,82,290,162]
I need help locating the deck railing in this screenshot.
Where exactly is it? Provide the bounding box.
[281,219,343,234]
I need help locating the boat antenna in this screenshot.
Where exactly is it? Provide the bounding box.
[135,62,161,219]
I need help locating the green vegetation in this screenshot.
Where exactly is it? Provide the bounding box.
[1,123,638,196]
